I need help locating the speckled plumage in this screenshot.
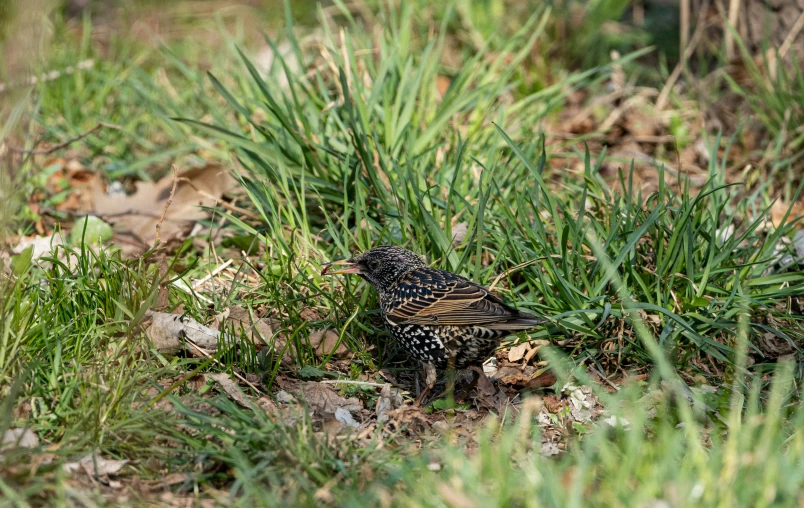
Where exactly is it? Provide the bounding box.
[323,246,545,377]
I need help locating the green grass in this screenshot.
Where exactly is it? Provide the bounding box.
[1,1,804,506]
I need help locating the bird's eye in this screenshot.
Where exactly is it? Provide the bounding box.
[367,260,380,271]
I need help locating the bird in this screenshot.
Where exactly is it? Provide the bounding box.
[321,245,545,401]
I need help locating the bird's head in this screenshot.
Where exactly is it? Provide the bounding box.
[322,245,426,291]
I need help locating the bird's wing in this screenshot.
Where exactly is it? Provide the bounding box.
[384,269,532,327]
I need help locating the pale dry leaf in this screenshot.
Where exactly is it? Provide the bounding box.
[376,384,404,424]
[64,453,128,476]
[791,230,804,266]
[566,384,596,423]
[482,357,498,377]
[602,416,631,428]
[1,428,39,449]
[12,233,65,262]
[299,381,362,415]
[145,311,229,354]
[334,407,358,427]
[507,343,531,362]
[451,222,468,246]
[540,441,561,457]
[208,373,252,408]
[93,164,235,246]
[276,391,295,404]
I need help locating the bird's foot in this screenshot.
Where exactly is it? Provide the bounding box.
[413,363,438,406]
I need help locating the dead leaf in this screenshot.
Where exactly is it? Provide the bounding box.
[1,428,39,449]
[299,382,362,416]
[540,441,561,457]
[383,405,431,434]
[12,233,65,262]
[451,222,468,246]
[64,453,128,477]
[471,366,513,415]
[563,383,597,423]
[544,395,565,414]
[526,370,557,389]
[93,164,235,248]
[758,331,797,358]
[507,343,531,362]
[770,198,804,228]
[213,305,282,350]
[376,384,404,424]
[309,329,351,359]
[435,75,452,98]
[334,407,358,427]
[257,396,278,414]
[144,311,227,354]
[299,308,321,321]
[208,373,252,408]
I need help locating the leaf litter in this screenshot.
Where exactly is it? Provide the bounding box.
[92,163,235,254]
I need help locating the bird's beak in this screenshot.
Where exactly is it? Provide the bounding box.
[321,259,362,276]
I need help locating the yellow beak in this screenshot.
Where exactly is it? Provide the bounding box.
[321,259,362,276]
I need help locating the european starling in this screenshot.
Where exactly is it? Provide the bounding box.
[322,245,545,396]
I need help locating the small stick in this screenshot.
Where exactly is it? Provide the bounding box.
[587,364,620,392]
[154,164,179,246]
[318,380,389,387]
[192,259,234,290]
[5,122,121,155]
[779,11,804,59]
[724,0,740,61]
[680,0,690,56]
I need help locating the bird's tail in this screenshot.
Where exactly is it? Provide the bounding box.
[487,313,547,331]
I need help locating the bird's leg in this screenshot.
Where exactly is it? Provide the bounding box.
[414,362,438,406]
[444,353,458,406]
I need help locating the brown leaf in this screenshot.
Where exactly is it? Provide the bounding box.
[507,343,531,362]
[299,382,362,416]
[470,366,513,415]
[299,308,322,321]
[435,75,452,98]
[525,370,557,389]
[93,164,235,248]
[207,373,252,408]
[214,305,282,350]
[256,396,278,414]
[544,394,565,414]
[309,329,351,359]
[770,199,804,228]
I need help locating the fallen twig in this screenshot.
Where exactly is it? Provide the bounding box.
[154,164,179,247]
[5,122,121,155]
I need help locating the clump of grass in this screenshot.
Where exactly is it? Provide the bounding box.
[193,2,803,380]
[0,243,185,490]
